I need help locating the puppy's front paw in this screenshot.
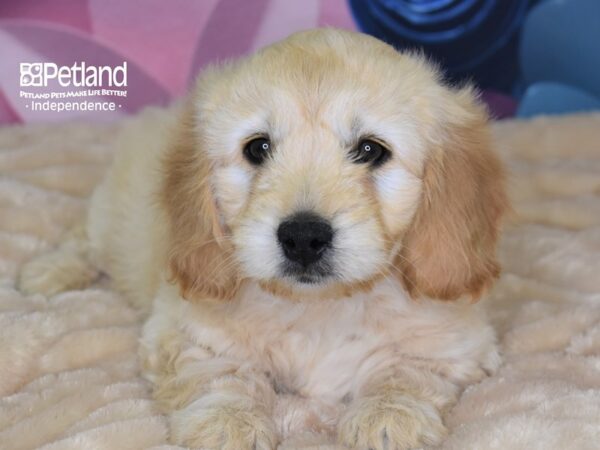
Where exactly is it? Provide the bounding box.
[170,405,277,450]
[338,393,446,450]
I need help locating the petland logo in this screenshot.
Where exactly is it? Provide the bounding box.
[20,62,127,88]
[19,62,128,113]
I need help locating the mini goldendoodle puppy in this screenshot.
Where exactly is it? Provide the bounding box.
[20,29,508,449]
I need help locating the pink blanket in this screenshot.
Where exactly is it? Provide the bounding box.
[0,0,355,125]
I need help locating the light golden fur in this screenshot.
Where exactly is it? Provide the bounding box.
[19,29,507,449]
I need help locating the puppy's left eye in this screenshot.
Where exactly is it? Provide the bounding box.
[243,137,272,165]
[351,140,390,167]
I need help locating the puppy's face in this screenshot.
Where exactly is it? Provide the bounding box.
[164,30,507,301]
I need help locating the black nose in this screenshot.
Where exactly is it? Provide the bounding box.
[277,212,333,267]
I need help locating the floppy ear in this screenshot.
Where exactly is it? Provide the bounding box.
[162,102,241,302]
[396,88,508,301]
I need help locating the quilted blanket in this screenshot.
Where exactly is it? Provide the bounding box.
[0,113,599,449]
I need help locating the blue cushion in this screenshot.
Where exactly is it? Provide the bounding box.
[520,0,600,99]
[349,0,532,93]
[517,82,600,118]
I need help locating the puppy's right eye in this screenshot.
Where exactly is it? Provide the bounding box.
[243,137,271,165]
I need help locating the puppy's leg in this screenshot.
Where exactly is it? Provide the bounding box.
[338,379,455,450]
[168,372,278,450]
[145,334,278,450]
[336,342,501,450]
[18,224,99,296]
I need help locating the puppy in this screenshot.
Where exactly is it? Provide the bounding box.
[19,29,508,449]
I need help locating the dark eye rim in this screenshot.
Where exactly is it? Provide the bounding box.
[352,138,391,167]
[243,135,272,165]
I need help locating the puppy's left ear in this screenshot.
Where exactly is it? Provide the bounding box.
[162,102,241,302]
[396,87,508,301]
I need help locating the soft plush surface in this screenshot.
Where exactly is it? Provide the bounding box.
[0,113,599,449]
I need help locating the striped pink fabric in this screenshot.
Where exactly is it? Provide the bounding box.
[0,0,356,124]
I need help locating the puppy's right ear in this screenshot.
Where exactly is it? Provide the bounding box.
[162,102,240,302]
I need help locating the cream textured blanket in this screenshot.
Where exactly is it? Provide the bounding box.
[0,113,599,450]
